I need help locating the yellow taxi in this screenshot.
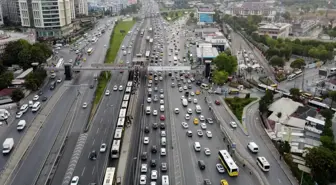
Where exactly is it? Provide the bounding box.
[193,118,199,125]
[221,179,229,185]
[195,90,200,95]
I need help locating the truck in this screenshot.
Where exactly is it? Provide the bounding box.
[182,99,188,107]
[3,138,14,154]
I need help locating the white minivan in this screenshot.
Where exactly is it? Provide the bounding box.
[146,106,151,115]
[17,120,26,131]
[160,105,165,112]
[194,142,201,152]
[247,142,259,153]
[161,137,166,146]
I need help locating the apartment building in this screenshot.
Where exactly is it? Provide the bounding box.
[1,0,21,25]
[230,2,275,19]
[19,0,73,39]
[75,0,88,16]
[0,5,3,25]
[258,22,292,39]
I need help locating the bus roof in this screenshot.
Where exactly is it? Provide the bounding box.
[219,150,238,169]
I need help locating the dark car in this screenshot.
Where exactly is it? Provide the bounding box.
[160,122,165,129]
[152,122,158,129]
[38,91,43,95]
[89,150,97,160]
[204,179,211,185]
[42,96,48,102]
[151,159,156,167]
[141,152,147,161]
[90,84,94,89]
[184,91,189,97]
[151,145,157,153]
[198,160,205,170]
[144,126,150,133]
[196,81,202,86]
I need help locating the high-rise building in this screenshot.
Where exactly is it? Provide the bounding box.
[0,5,3,25]
[70,0,76,19]
[18,0,73,39]
[1,0,21,25]
[75,0,88,16]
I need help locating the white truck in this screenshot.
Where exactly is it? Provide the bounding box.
[3,138,14,154]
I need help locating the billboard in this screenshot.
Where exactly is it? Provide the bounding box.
[199,13,214,23]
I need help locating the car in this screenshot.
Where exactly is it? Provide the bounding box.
[206,131,212,138]
[70,176,79,185]
[42,96,48,102]
[195,90,200,95]
[83,102,88,108]
[160,122,165,129]
[183,86,188,90]
[161,162,167,172]
[160,115,165,121]
[179,87,183,92]
[215,100,220,105]
[100,143,107,152]
[174,108,179,114]
[200,123,207,130]
[113,85,118,91]
[148,83,152,87]
[90,84,94,89]
[206,118,214,124]
[141,152,147,161]
[144,137,149,144]
[160,94,164,99]
[151,145,157,153]
[160,100,164,104]
[181,122,188,128]
[152,122,158,129]
[187,97,192,102]
[119,85,123,91]
[89,150,97,160]
[216,163,225,173]
[204,148,211,155]
[204,179,212,185]
[193,99,198,104]
[185,114,190,120]
[151,159,156,167]
[147,98,152,103]
[193,118,199,125]
[187,108,192,114]
[161,130,166,137]
[33,95,39,101]
[105,90,110,95]
[16,111,23,118]
[186,130,193,137]
[140,175,146,185]
[160,89,164,93]
[197,129,203,137]
[199,115,205,121]
[141,164,148,172]
[190,92,195,96]
[153,110,158,116]
[151,170,158,180]
[57,78,62,83]
[230,121,237,128]
[180,96,185,100]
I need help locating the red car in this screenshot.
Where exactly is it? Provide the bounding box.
[160,115,166,121]
[215,100,220,105]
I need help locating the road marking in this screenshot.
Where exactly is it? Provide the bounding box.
[104,128,107,135]
[278,178,282,184]
[96,127,100,134]
[104,110,106,114]
[81,167,86,176]
[100,118,103,123]
[92,166,96,175]
[92,139,95,145]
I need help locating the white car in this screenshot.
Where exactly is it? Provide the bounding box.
[183,86,187,90]
[151,170,158,180]
[230,121,237,128]
[199,115,205,121]
[181,122,188,128]
[141,164,148,173]
[16,111,23,118]
[180,96,185,100]
[57,78,62,83]
[187,108,192,114]
[200,123,207,130]
[100,143,107,152]
[160,100,164,104]
[187,97,192,102]
[197,129,203,137]
[174,108,179,114]
[193,99,198,104]
[149,80,153,84]
[206,131,212,138]
[159,76,163,81]
[144,137,149,144]
[83,102,88,108]
[179,87,183,92]
[160,94,164,99]
[204,148,211,156]
[70,176,79,185]
[140,175,147,185]
[147,98,152,103]
[113,85,118,91]
[153,110,158,116]
[33,95,39,101]
[119,85,123,91]
[206,118,214,124]
[185,114,190,120]
[161,130,166,137]
[190,92,195,96]
[216,163,225,173]
[105,90,110,96]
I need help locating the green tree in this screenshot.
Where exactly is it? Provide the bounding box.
[2,39,31,67]
[224,48,231,56]
[328,91,336,108]
[11,89,25,103]
[189,12,194,18]
[269,56,285,67]
[259,90,274,113]
[265,48,280,59]
[290,58,306,69]
[289,88,301,100]
[0,71,14,89]
[320,136,336,150]
[282,11,291,20]
[213,53,237,75]
[212,70,228,85]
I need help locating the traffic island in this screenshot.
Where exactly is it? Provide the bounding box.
[224,97,257,122]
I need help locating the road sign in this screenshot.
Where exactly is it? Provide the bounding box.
[147,66,191,71]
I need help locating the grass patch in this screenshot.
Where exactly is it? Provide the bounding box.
[104,20,135,63]
[162,11,184,21]
[225,97,257,122]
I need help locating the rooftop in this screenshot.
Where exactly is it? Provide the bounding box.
[197,7,214,12]
[258,23,291,30]
[16,68,33,79]
[196,45,219,59]
[268,98,303,123]
[234,2,273,10]
[0,88,15,97]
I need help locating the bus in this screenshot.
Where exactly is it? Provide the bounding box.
[229,89,239,95]
[111,140,121,159]
[287,70,303,81]
[218,150,239,176]
[127,81,133,87]
[56,58,64,68]
[103,167,116,185]
[256,157,270,172]
[125,87,131,93]
[117,118,125,128]
[87,48,93,55]
[123,94,130,101]
[119,108,127,118]
[121,101,128,108]
[32,102,41,112]
[114,128,123,139]
[145,51,150,59]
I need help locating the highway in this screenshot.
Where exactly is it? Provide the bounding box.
[7,17,117,185]
[49,21,141,184]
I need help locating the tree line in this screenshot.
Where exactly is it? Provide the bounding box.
[211,52,238,86]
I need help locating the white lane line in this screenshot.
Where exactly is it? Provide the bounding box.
[278,178,282,184]
[96,127,100,134]
[81,167,86,176]
[92,139,95,146]
[92,166,96,175]
[104,128,107,135]
[104,110,106,114]
[100,118,103,123]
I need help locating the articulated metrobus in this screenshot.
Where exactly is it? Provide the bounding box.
[145,50,151,59]
[103,167,116,185]
[111,140,121,159]
[87,48,93,55]
[218,150,239,176]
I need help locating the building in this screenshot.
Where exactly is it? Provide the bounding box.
[230,2,275,19]
[197,7,215,24]
[267,98,324,153]
[0,30,35,55]
[70,0,76,19]
[75,0,89,16]
[11,68,33,86]
[1,0,21,25]
[19,0,73,39]
[164,1,174,8]
[291,20,319,36]
[258,22,292,39]
[326,79,336,91]
[0,5,3,25]
[196,43,219,78]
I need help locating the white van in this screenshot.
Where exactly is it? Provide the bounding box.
[182,99,188,107]
[17,120,26,131]
[161,148,166,156]
[194,142,201,152]
[28,101,33,108]
[195,105,201,114]
[200,83,209,89]
[162,175,169,185]
[161,137,166,146]
[146,106,151,115]
[247,142,259,153]
[20,104,29,113]
[160,105,165,112]
[257,157,270,172]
